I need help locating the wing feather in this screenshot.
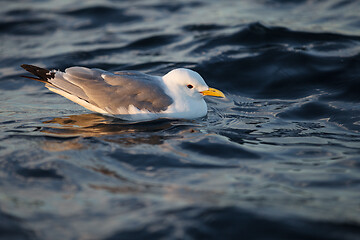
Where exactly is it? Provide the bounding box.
[56,67,173,114]
[22,65,174,115]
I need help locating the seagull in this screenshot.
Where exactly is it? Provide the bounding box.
[21,64,225,121]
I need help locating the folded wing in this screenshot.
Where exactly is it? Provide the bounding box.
[22,65,173,115]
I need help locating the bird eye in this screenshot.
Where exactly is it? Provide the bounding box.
[187,84,193,89]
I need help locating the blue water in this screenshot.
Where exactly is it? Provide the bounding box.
[1,0,360,239]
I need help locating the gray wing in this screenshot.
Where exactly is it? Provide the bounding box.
[48,67,173,114]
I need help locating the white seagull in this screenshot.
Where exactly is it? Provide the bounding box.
[21,64,225,121]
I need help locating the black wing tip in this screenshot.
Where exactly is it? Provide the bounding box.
[21,64,41,72]
[20,75,47,83]
[20,64,55,83]
[21,64,31,69]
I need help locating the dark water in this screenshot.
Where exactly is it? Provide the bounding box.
[1,0,360,239]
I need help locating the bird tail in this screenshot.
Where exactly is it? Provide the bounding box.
[21,64,55,83]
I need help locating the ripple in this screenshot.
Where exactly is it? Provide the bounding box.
[61,6,141,29]
[127,34,179,49]
[2,0,360,239]
[0,19,57,35]
[16,168,63,179]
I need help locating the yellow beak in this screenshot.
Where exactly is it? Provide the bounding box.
[201,87,225,98]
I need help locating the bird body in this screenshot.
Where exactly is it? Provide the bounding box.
[21,64,225,121]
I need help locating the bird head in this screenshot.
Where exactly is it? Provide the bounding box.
[163,68,225,100]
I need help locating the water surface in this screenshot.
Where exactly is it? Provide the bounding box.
[1,0,360,239]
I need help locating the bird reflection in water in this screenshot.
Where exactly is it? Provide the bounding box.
[40,113,199,146]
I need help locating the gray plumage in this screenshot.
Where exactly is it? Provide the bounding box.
[22,65,173,114]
